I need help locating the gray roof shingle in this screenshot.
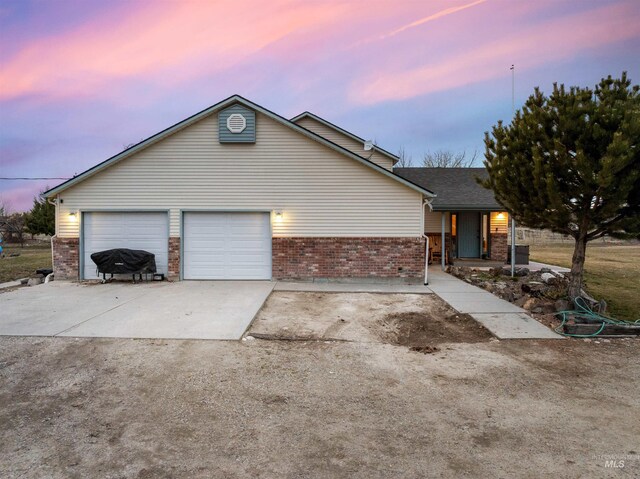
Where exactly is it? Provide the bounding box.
[393,167,502,210]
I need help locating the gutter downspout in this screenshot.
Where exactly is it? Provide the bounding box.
[441,212,446,271]
[47,195,58,276]
[422,198,433,285]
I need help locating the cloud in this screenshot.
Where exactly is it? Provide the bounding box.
[351,2,640,104]
[0,1,347,101]
[0,181,49,212]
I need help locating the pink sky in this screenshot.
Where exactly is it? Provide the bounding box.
[1,0,639,211]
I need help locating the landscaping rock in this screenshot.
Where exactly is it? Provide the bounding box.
[489,267,506,276]
[541,272,556,283]
[514,296,528,307]
[523,298,539,311]
[555,299,571,312]
[448,265,572,320]
[27,277,43,286]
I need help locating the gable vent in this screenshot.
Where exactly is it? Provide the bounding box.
[219,104,255,143]
[227,113,247,133]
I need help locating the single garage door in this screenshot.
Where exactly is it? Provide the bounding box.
[183,212,271,280]
[82,212,169,279]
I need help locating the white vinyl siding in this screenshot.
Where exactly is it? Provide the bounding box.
[294,116,395,171]
[82,212,168,279]
[57,111,422,238]
[183,212,271,280]
[424,210,450,233]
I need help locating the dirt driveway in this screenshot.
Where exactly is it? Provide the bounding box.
[250,291,491,350]
[1,293,638,478]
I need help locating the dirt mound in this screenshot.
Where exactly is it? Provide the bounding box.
[376,310,493,351]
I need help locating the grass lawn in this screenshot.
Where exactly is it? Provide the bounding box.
[0,244,52,283]
[529,242,640,321]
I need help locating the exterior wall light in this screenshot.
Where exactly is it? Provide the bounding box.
[497,212,505,220]
[68,211,78,222]
[274,211,283,222]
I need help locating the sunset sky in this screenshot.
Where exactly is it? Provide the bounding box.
[1,0,639,211]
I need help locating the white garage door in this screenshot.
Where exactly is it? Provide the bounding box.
[183,212,271,280]
[82,212,169,280]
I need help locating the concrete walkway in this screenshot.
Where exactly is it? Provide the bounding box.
[427,269,563,340]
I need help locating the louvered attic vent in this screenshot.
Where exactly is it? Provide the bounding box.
[219,104,256,143]
[227,113,246,133]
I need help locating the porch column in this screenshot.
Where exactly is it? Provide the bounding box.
[511,214,516,277]
[441,212,446,271]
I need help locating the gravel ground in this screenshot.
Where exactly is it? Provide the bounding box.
[1,335,638,478]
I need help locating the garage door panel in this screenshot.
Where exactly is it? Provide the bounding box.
[83,212,168,280]
[183,212,271,280]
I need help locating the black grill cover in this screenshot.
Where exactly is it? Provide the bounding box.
[90,248,157,275]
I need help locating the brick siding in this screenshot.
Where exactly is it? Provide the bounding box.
[490,233,508,262]
[52,237,79,280]
[272,237,425,280]
[168,237,180,280]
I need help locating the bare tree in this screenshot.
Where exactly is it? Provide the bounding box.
[0,197,11,216]
[422,150,478,167]
[396,146,413,167]
[0,213,26,247]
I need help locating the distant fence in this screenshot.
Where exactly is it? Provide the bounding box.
[515,228,572,244]
[515,228,623,245]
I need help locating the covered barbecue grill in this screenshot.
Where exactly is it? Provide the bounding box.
[90,248,157,282]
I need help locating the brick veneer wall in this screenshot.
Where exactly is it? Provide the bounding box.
[272,237,425,280]
[168,237,180,280]
[52,237,79,280]
[491,233,508,262]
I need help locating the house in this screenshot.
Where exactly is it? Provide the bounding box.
[44,95,436,281]
[394,167,510,266]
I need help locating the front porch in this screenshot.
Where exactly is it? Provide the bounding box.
[425,209,510,267]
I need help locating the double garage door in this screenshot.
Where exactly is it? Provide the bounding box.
[82,211,271,280]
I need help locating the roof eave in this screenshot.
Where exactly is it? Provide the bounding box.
[290,111,400,164]
[431,204,504,211]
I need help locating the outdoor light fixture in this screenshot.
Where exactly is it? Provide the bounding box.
[497,212,505,219]
[274,211,283,222]
[68,211,77,222]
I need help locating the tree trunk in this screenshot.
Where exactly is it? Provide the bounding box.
[568,235,588,299]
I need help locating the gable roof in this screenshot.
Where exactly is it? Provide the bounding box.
[290,111,399,165]
[394,167,501,211]
[44,95,433,198]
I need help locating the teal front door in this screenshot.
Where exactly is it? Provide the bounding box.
[457,212,480,258]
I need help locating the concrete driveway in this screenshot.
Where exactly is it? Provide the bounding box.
[0,281,274,339]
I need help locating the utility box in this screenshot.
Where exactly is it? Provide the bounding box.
[507,244,530,265]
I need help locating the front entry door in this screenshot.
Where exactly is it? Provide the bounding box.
[457,211,481,258]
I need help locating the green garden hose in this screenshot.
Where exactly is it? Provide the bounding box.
[555,297,640,338]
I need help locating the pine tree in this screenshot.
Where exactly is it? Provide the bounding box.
[25,194,55,237]
[481,73,640,299]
